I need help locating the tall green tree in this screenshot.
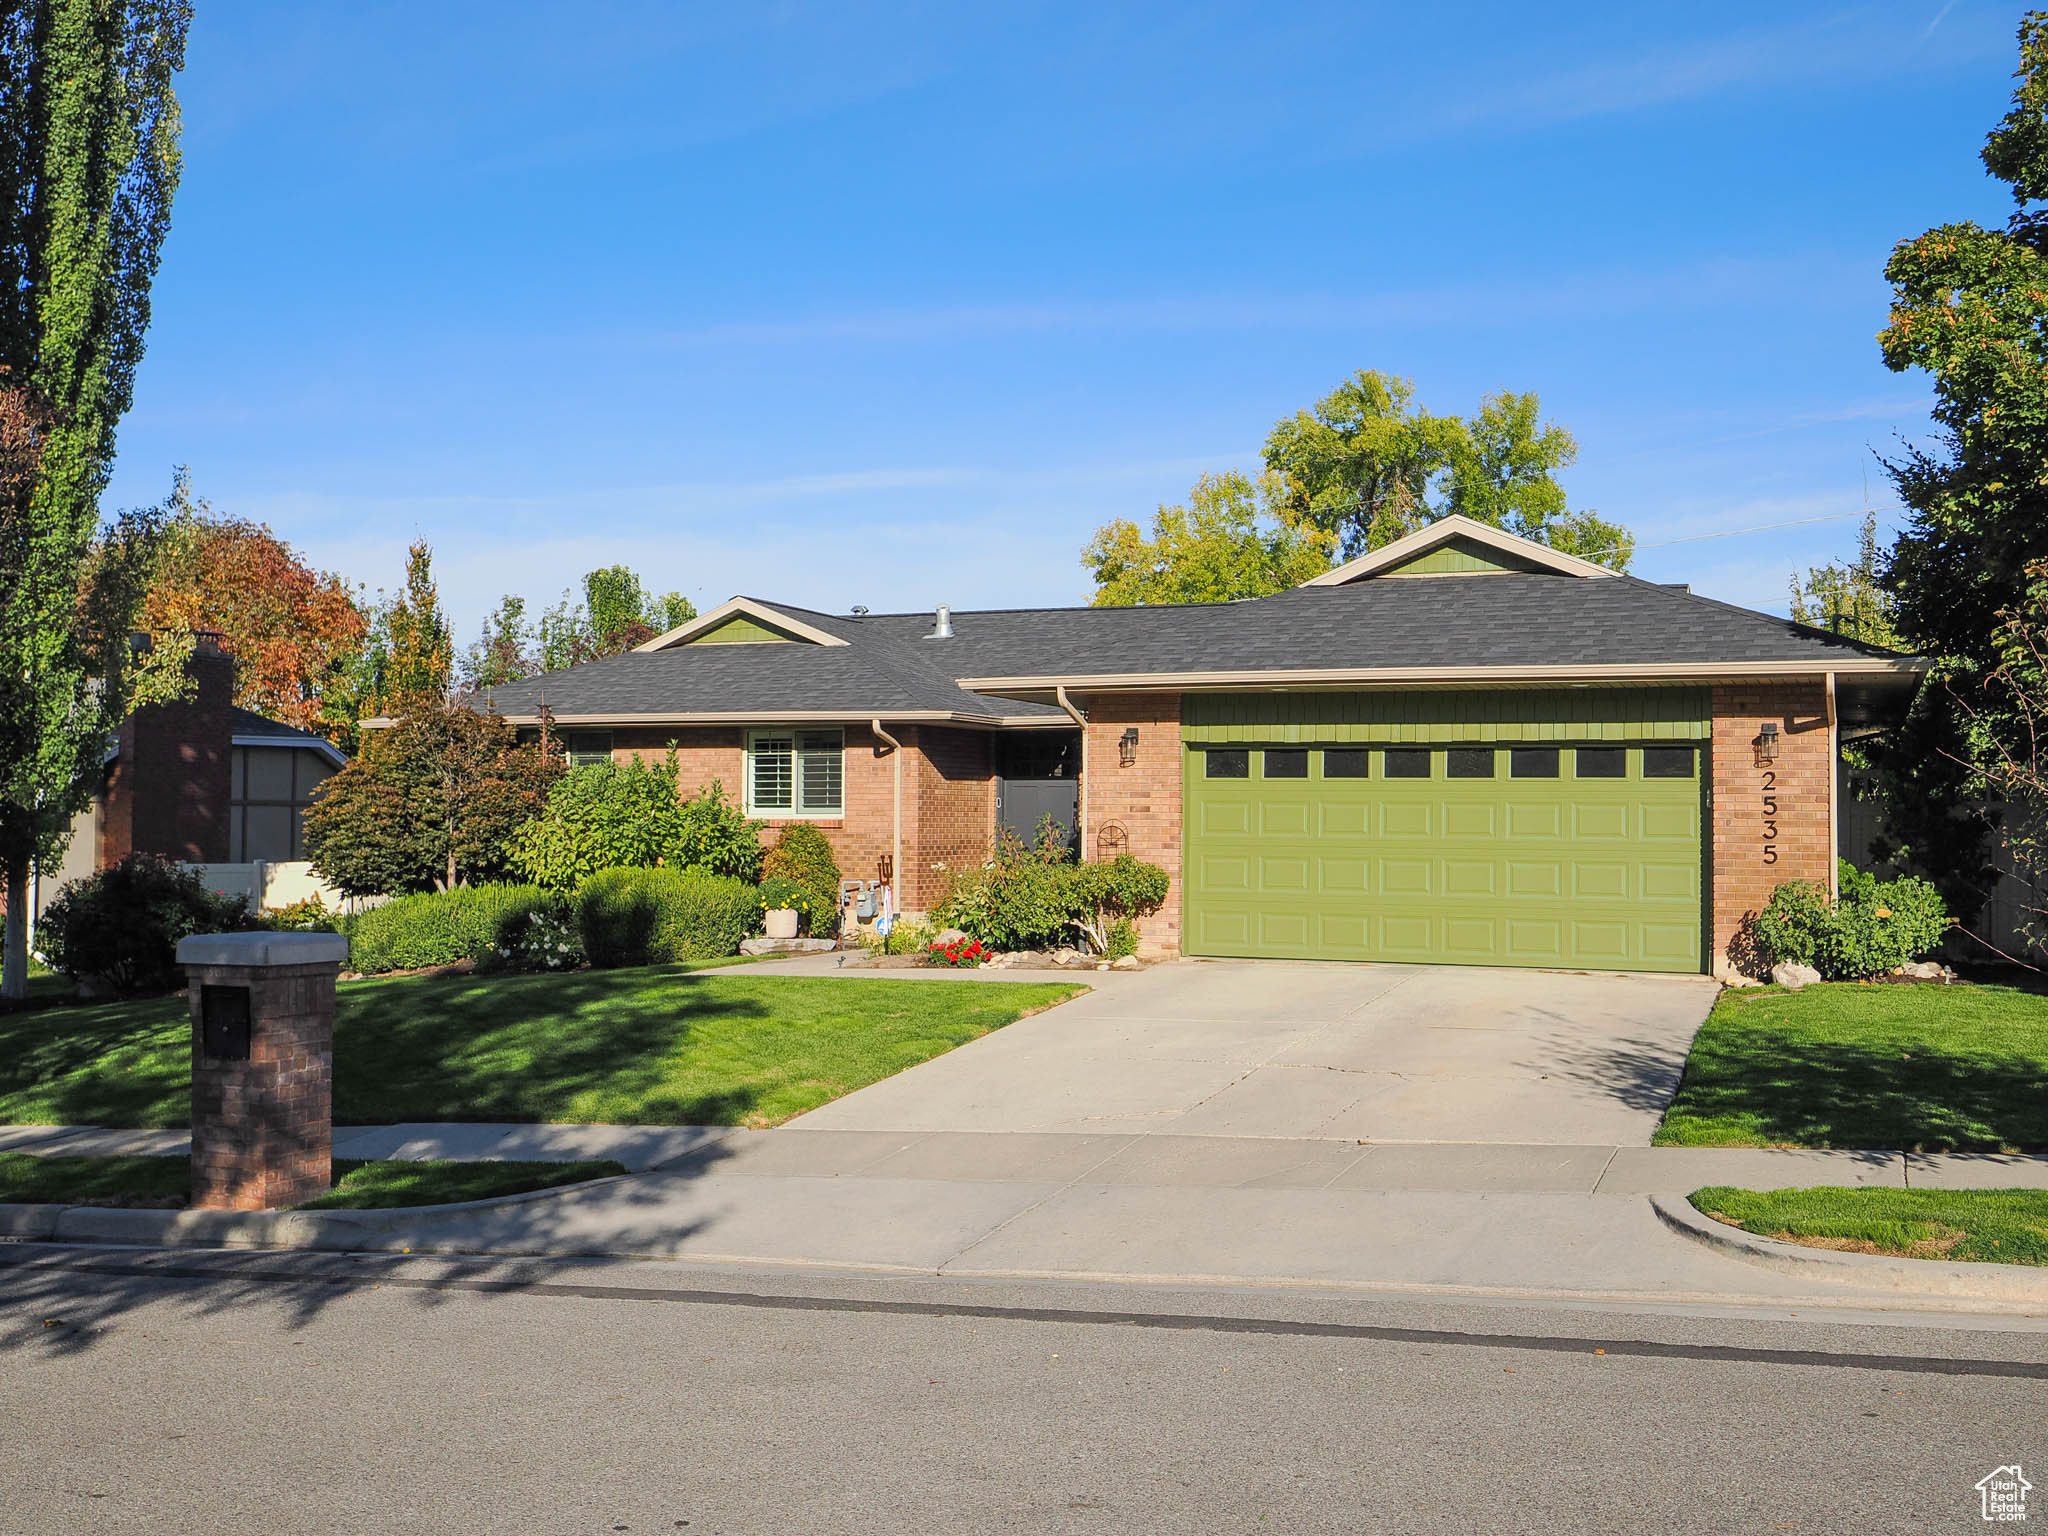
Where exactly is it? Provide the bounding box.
[1261,370,1633,569]
[1870,12,2048,896]
[1081,469,1335,606]
[534,566,696,670]
[1788,511,1902,650]
[379,539,453,712]
[0,0,192,999]
[458,593,536,696]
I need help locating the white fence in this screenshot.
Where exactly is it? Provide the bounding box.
[185,861,378,916]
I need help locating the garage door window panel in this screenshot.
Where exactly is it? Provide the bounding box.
[1447,747,1496,779]
[1262,748,1308,778]
[1383,748,1432,779]
[1205,748,1250,779]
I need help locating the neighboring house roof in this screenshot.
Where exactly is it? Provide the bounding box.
[478,518,1924,729]
[229,707,349,766]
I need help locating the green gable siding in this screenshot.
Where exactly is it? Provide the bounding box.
[1180,687,1710,745]
[685,614,798,645]
[1375,537,1556,576]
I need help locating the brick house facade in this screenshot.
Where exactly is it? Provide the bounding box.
[482,519,1924,975]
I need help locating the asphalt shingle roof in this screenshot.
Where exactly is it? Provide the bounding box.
[480,573,1911,722]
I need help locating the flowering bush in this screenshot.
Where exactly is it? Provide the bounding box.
[494,901,585,972]
[927,937,986,968]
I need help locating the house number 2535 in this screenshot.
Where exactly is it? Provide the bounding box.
[1760,770,1779,866]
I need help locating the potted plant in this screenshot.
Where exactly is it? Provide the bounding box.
[758,875,811,939]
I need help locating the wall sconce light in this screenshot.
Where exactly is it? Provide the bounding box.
[1118,727,1140,767]
[1754,721,1780,767]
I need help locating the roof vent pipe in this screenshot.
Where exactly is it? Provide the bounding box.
[927,603,953,639]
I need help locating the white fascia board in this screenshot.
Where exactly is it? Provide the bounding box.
[1300,514,1618,585]
[231,732,348,767]
[635,596,848,651]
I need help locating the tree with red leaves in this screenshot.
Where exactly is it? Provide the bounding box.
[140,472,368,744]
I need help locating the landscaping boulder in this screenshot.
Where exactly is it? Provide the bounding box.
[932,927,971,947]
[1111,954,1142,971]
[1770,961,1823,990]
[1892,960,1948,981]
[739,936,838,957]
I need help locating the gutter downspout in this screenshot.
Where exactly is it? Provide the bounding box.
[1055,686,1088,854]
[871,719,903,903]
[1825,672,1838,900]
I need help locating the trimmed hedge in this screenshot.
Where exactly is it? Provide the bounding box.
[345,884,555,974]
[575,867,762,967]
[762,822,842,930]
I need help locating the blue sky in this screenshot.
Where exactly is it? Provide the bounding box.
[105,1,2022,642]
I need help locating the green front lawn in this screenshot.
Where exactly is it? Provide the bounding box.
[0,966,1082,1129]
[0,1153,628,1210]
[1692,1185,2048,1266]
[1654,982,2048,1151]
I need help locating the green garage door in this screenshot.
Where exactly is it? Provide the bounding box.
[1182,736,1705,973]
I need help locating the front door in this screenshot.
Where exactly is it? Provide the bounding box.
[996,733,1080,853]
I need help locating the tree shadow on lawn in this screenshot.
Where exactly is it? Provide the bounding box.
[334,969,775,1127]
[1650,1035,2048,1151]
[0,990,190,1129]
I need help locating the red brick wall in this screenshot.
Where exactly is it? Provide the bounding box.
[1710,680,1834,977]
[906,725,994,910]
[187,960,334,1210]
[613,723,904,900]
[101,636,235,864]
[1079,692,1184,955]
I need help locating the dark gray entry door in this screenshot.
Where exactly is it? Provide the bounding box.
[995,733,1080,852]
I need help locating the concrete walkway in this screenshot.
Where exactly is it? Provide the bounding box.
[790,958,1721,1145]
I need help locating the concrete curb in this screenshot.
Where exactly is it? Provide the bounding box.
[0,1169,641,1254]
[1650,1194,2048,1303]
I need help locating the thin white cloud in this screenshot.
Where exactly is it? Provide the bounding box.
[626,255,1873,352]
[1924,0,1963,37]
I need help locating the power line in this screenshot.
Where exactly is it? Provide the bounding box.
[1638,507,1905,550]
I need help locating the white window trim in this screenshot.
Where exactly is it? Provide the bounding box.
[745,727,845,819]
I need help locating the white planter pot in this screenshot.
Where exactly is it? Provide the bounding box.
[764,908,800,939]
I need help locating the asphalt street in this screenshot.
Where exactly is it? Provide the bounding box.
[2,1247,2042,1535]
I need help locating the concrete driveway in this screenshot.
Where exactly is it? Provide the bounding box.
[794,959,1721,1146]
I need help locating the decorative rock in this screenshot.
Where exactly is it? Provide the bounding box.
[1111,955,1142,971]
[739,936,839,957]
[932,928,971,947]
[1893,960,1946,980]
[1769,961,1823,990]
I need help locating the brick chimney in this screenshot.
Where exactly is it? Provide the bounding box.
[100,633,236,865]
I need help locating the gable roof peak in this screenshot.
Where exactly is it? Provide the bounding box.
[636,595,849,651]
[1298,514,1619,586]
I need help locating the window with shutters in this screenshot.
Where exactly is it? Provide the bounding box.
[746,728,844,816]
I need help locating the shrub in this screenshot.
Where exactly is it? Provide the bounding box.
[673,779,765,881]
[1755,859,1953,980]
[933,835,1170,954]
[1105,917,1139,961]
[575,866,762,966]
[345,884,555,974]
[34,854,254,994]
[763,822,841,927]
[1065,854,1170,953]
[266,896,339,932]
[513,757,764,891]
[512,756,684,891]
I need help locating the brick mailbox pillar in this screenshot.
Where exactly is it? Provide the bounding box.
[175,931,348,1211]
